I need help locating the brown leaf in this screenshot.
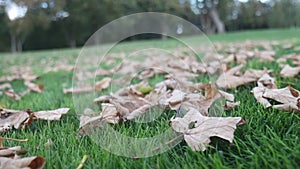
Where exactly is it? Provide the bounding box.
[4,90,21,100]
[33,108,69,120]
[262,87,300,113]
[164,90,186,110]
[216,65,267,89]
[94,77,111,92]
[252,74,277,108]
[125,104,151,120]
[289,87,299,97]
[257,74,277,89]
[93,95,112,103]
[101,103,120,124]
[79,108,102,128]
[280,64,300,78]
[170,108,242,151]
[224,101,240,110]
[252,87,272,108]
[0,146,23,157]
[0,83,12,90]
[21,73,39,82]
[256,50,275,62]
[0,109,29,132]
[63,86,94,94]
[24,81,44,93]
[0,156,46,169]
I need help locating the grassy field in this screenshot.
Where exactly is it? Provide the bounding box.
[1,28,300,168]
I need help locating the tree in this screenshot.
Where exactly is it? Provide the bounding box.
[194,0,227,34]
[268,0,300,28]
[3,0,65,52]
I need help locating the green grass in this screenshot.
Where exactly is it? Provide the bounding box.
[1,28,300,168]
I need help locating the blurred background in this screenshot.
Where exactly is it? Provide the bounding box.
[0,0,299,52]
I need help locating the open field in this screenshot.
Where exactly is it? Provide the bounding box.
[1,29,300,168]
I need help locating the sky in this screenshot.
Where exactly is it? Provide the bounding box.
[5,0,27,20]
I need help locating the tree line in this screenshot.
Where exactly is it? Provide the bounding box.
[0,0,299,52]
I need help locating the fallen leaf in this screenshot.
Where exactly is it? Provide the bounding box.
[100,103,120,124]
[0,83,12,90]
[125,104,151,120]
[0,109,29,132]
[95,77,111,92]
[224,101,240,110]
[4,90,21,100]
[252,74,300,113]
[263,87,300,113]
[63,86,94,94]
[252,74,277,108]
[79,108,102,129]
[216,65,268,89]
[170,108,242,151]
[0,146,24,157]
[280,64,300,78]
[0,156,46,169]
[34,108,70,120]
[24,81,44,93]
[256,50,275,62]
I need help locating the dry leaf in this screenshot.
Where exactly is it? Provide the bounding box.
[252,87,272,108]
[280,64,300,78]
[224,101,240,110]
[257,74,277,89]
[252,74,277,108]
[164,90,186,110]
[216,65,267,89]
[125,104,151,120]
[0,109,29,132]
[252,74,300,113]
[79,108,102,128]
[263,87,300,113]
[34,108,69,120]
[100,103,120,124]
[93,95,112,103]
[4,90,21,100]
[0,156,46,169]
[24,81,44,93]
[170,108,242,151]
[0,83,12,90]
[21,73,39,82]
[95,77,111,92]
[256,50,275,62]
[63,86,94,94]
[0,146,23,157]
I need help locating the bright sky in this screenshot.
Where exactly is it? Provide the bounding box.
[5,0,27,21]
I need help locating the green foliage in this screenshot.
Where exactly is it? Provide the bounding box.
[0,0,300,52]
[0,29,300,168]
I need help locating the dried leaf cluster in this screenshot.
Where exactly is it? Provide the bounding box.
[77,40,300,151]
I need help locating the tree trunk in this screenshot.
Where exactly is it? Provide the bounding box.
[70,39,76,48]
[209,7,225,33]
[17,39,23,52]
[10,33,17,53]
[200,14,216,34]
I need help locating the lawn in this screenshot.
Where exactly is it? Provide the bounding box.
[1,28,300,168]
